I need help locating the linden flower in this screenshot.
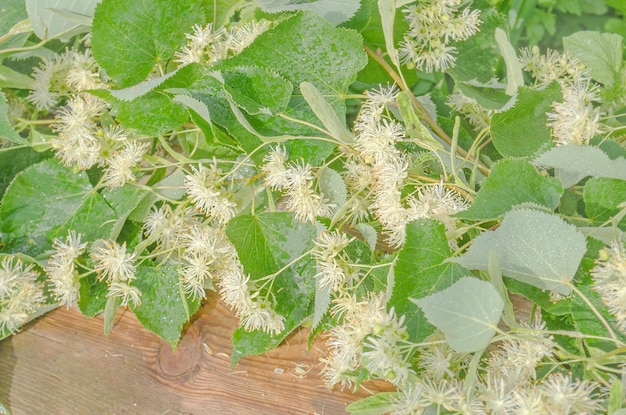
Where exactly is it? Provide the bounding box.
[547,80,602,146]
[0,256,45,335]
[540,373,601,414]
[262,145,290,190]
[398,0,481,72]
[27,50,73,110]
[90,239,137,283]
[101,141,149,188]
[108,282,142,307]
[519,46,587,88]
[46,231,88,306]
[185,164,237,226]
[591,240,626,333]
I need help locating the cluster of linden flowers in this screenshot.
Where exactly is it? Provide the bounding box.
[324,312,607,415]
[26,37,151,188]
[52,93,150,187]
[321,292,413,389]
[349,85,467,247]
[0,256,45,335]
[27,38,102,111]
[43,230,141,309]
[398,0,481,73]
[144,167,285,334]
[591,240,626,334]
[261,144,334,224]
[519,45,603,146]
[174,20,269,66]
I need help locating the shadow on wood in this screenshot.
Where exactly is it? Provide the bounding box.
[0,291,392,415]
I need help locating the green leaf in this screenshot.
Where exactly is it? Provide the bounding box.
[0,64,34,90]
[413,277,504,353]
[101,184,151,240]
[223,66,293,116]
[312,282,331,329]
[0,159,116,257]
[78,273,108,317]
[584,177,626,228]
[103,295,120,336]
[0,147,51,199]
[225,212,318,365]
[491,83,562,158]
[226,11,367,96]
[25,0,99,40]
[451,209,587,295]
[504,277,572,316]
[556,0,582,15]
[256,0,360,24]
[448,6,507,83]
[318,167,347,212]
[397,91,443,151]
[570,280,626,350]
[131,264,201,348]
[456,159,563,220]
[354,223,377,252]
[0,91,26,144]
[563,31,623,87]
[0,0,27,37]
[300,81,354,144]
[345,392,397,415]
[109,70,180,102]
[455,82,511,111]
[388,219,466,343]
[91,0,203,87]
[107,91,189,136]
[495,28,523,95]
[378,0,400,67]
[534,145,626,187]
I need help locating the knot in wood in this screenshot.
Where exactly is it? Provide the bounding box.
[156,331,202,381]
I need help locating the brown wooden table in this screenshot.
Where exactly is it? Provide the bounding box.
[0,292,391,414]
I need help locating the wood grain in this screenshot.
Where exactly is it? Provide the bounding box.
[0,292,392,415]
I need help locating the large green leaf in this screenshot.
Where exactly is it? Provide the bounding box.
[226,11,367,96]
[456,159,563,220]
[491,83,562,158]
[0,159,145,257]
[583,177,626,229]
[414,277,504,352]
[563,31,623,87]
[108,91,188,136]
[451,209,587,295]
[0,159,112,257]
[225,212,318,365]
[91,0,203,87]
[388,219,466,343]
[535,145,626,188]
[131,264,201,348]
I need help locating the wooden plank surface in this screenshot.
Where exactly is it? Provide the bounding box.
[0,292,391,415]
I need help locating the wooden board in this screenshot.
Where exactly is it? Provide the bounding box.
[0,292,391,414]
